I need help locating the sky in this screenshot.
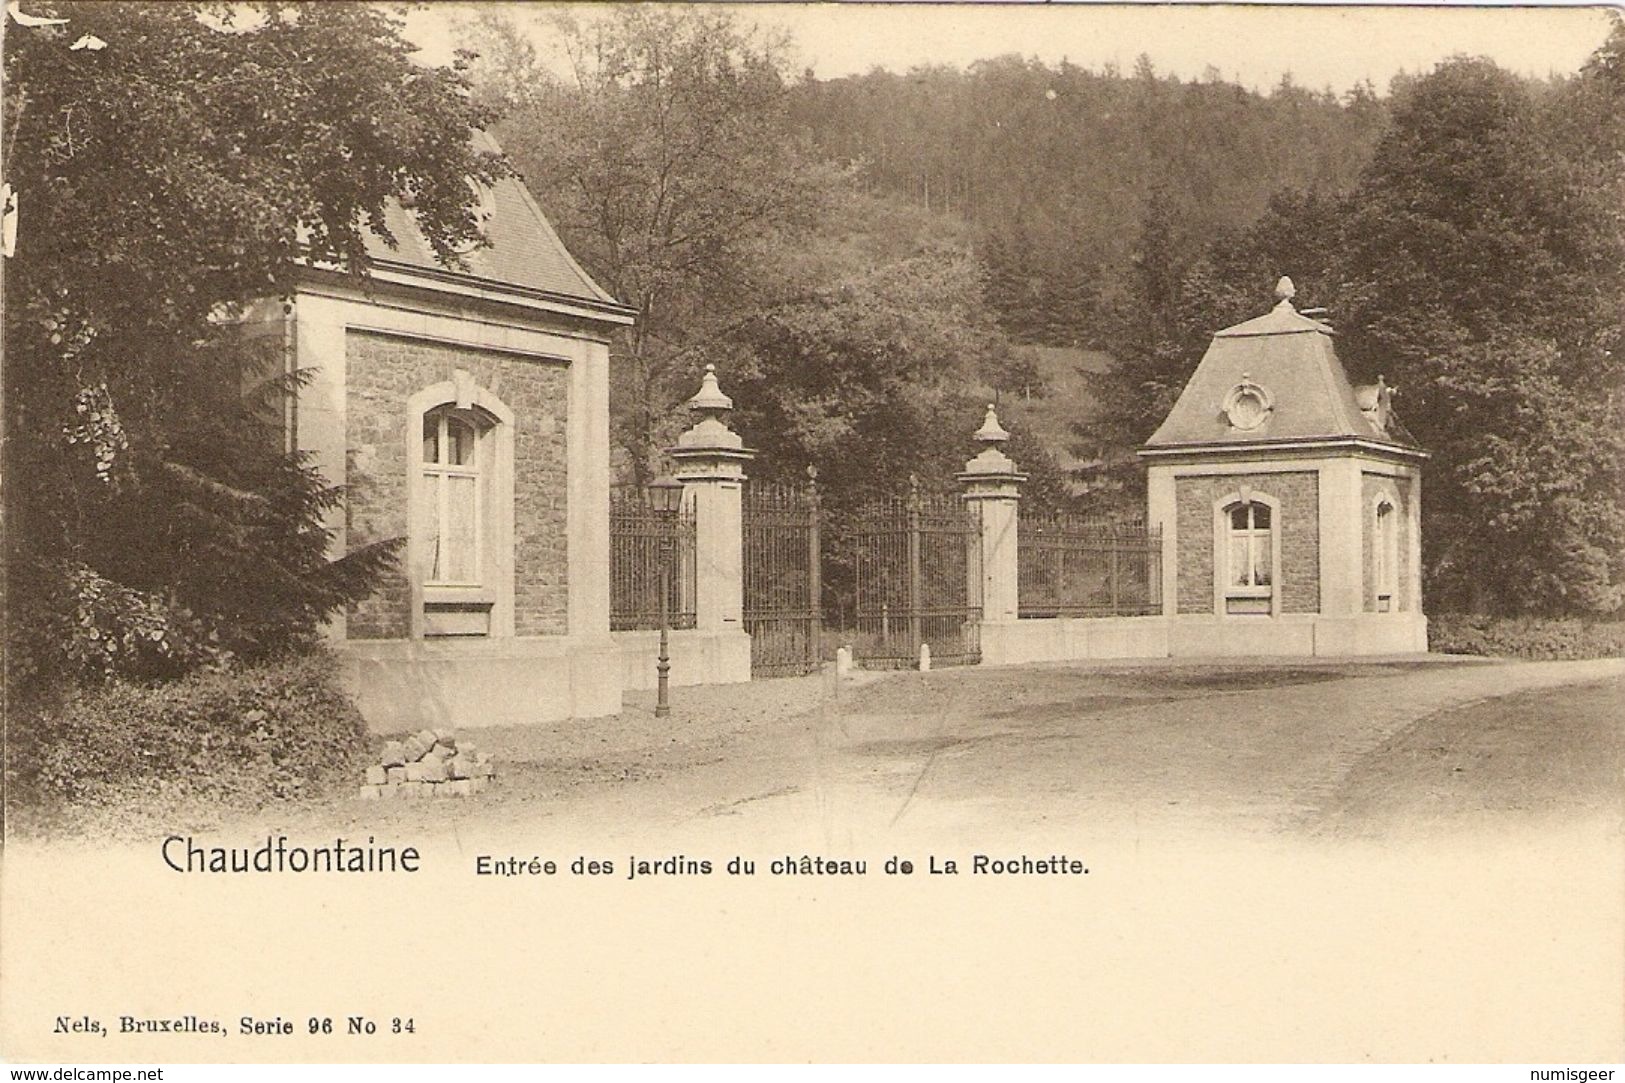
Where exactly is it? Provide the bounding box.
[403,2,1617,94]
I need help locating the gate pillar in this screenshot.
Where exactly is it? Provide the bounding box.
[957,404,1026,623]
[668,365,755,633]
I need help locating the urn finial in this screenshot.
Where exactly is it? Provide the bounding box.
[686,363,733,415]
[973,402,1010,445]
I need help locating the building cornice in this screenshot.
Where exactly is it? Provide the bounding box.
[295,264,635,341]
[296,257,637,328]
[1137,436,1429,462]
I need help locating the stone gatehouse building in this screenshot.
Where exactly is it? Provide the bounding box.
[1138,279,1428,655]
[250,162,638,729]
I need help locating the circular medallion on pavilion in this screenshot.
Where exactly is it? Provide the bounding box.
[1222,379,1273,431]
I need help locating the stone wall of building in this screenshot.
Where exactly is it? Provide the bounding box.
[1361,472,1414,613]
[1174,471,1320,615]
[344,331,570,638]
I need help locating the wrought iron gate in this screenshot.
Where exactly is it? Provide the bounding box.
[849,479,982,668]
[742,474,822,677]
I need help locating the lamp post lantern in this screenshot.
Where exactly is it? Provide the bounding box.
[648,475,684,718]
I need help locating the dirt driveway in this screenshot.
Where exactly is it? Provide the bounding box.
[11,654,1621,1064]
[247,654,1624,849]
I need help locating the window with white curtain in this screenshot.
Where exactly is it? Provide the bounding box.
[1225,501,1273,615]
[418,406,490,588]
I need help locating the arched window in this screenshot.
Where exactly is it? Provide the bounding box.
[406,370,515,639]
[1227,502,1272,589]
[419,406,491,586]
[1215,492,1279,617]
[1374,499,1398,612]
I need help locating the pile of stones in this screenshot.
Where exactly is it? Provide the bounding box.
[358,729,496,800]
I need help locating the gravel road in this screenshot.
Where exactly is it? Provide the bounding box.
[221,653,1625,850]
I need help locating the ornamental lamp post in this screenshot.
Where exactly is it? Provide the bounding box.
[648,475,685,718]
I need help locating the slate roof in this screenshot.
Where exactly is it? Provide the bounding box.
[1142,298,1422,454]
[360,133,624,312]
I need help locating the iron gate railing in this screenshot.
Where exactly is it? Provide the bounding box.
[610,487,696,631]
[742,474,822,677]
[849,480,982,668]
[1017,513,1161,618]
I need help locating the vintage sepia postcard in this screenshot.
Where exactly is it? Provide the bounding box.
[2,0,1621,1069]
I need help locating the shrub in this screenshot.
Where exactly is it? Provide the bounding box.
[8,650,367,810]
[1428,613,1625,661]
[6,560,221,690]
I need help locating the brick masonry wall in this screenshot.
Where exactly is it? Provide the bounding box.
[344,331,569,638]
[1175,471,1320,615]
[1361,472,1414,612]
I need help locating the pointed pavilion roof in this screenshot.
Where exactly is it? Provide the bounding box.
[1140,282,1423,458]
[356,132,632,321]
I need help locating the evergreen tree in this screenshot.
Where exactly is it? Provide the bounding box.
[4,3,502,687]
[1071,184,1208,511]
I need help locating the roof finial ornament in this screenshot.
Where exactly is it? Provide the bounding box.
[1274,275,1296,307]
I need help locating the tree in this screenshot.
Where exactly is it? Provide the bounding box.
[1333,55,1625,614]
[788,52,1386,281]
[4,2,503,686]
[461,7,1028,507]
[979,221,1106,349]
[459,6,551,114]
[466,6,841,485]
[1070,182,1213,511]
[730,235,1006,503]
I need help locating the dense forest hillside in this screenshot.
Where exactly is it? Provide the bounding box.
[789,58,1388,345]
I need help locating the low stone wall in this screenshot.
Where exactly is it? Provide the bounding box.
[340,614,1428,731]
[339,636,622,732]
[982,612,1428,666]
[613,628,753,691]
[979,617,1171,666]
[1167,613,1428,657]
[1167,616,1314,657]
[1308,613,1429,656]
